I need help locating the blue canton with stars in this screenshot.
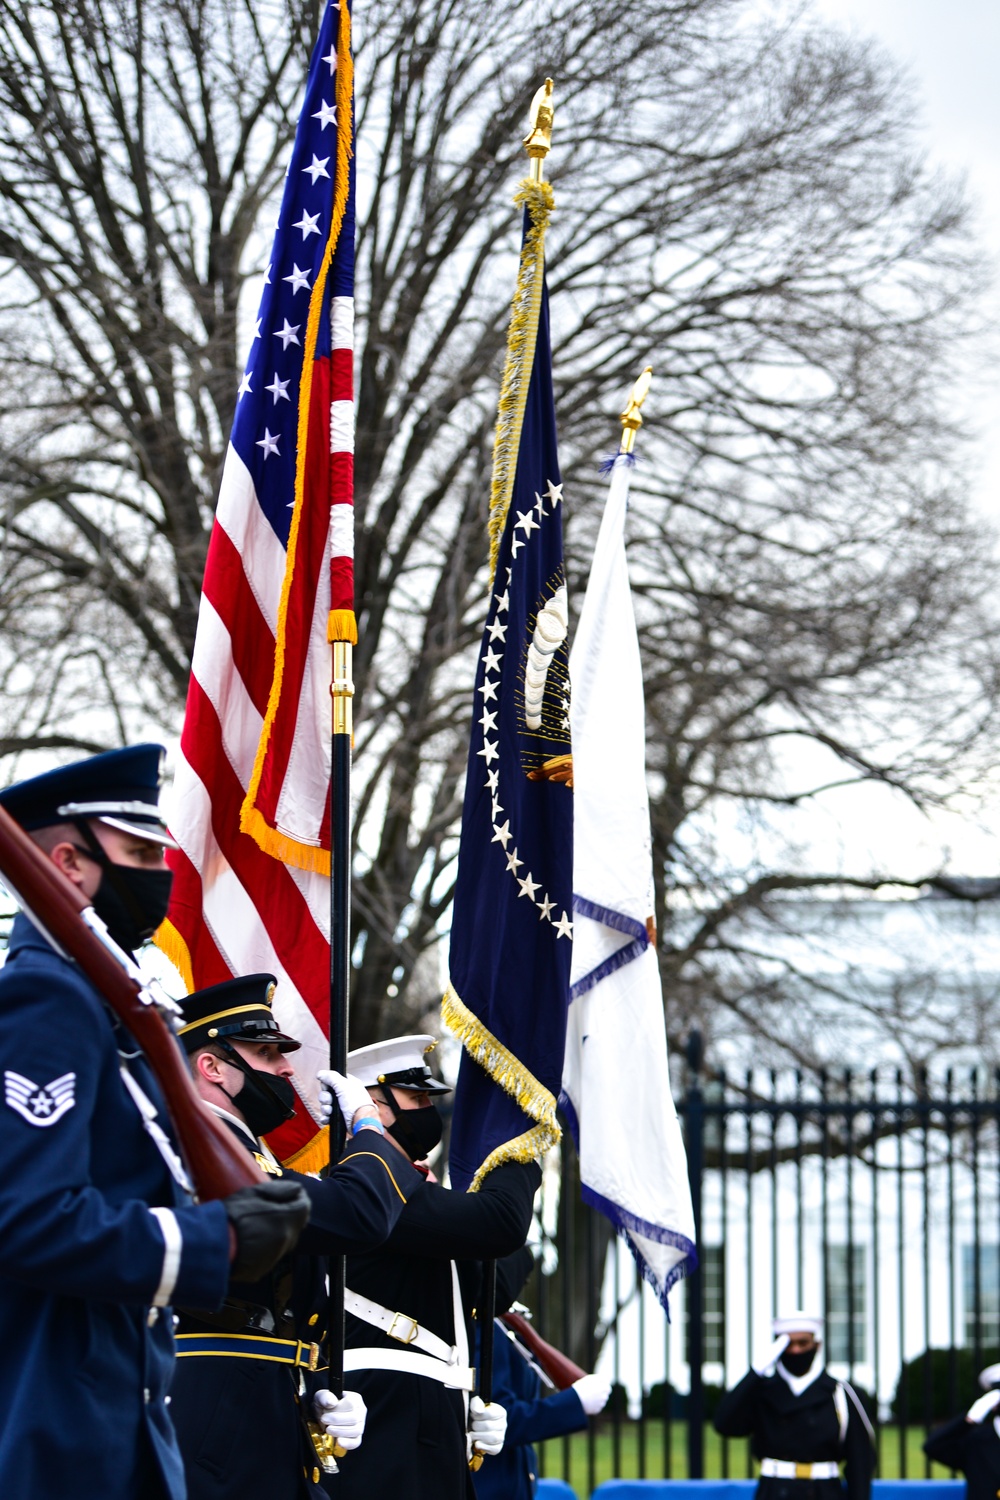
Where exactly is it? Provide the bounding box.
[230,0,353,548]
[448,271,574,1193]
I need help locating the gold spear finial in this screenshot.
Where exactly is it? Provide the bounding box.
[524,78,555,181]
[620,365,653,454]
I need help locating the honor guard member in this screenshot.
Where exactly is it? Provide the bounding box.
[714,1311,876,1500]
[923,1362,1000,1499]
[474,1249,612,1500]
[171,976,424,1500]
[314,1035,539,1500]
[0,747,310,1500]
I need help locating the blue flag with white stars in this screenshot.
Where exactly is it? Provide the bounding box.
[446,233,572,1193]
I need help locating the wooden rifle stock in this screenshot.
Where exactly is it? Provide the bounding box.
[501,1310,586,1389]
[0,803,260,1200]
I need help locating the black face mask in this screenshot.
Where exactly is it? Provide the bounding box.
[781,1347,819,1377]
[221,1053,298,1139]
[92,864,174,955]
[382,1093,443,1162]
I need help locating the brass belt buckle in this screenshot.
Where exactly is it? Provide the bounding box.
[388,1311,418,1345]
[795,1463,812,1479]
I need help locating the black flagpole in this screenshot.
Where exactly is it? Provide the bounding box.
[329,637,353,1420]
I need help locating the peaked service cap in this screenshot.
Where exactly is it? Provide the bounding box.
[0,743,175,845]
[178,973,302,1054]
[979,1363,1000,1391]
[347,1034,450,1094]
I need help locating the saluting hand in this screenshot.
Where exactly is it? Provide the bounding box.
[966,1390,1000,1424]
[752,1334,790,1377]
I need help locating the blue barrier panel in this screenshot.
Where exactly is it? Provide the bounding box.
[537,1482,579,1500]
[591,1484,966,1500]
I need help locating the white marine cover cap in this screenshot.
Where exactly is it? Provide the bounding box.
[347,1034,449,1092]
[979,1363,1000,1391]
[772,1310,824,1336]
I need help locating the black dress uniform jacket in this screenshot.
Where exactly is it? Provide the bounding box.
[171,1116,419,1500]
[924,1412,1000,1500]
[328,1158,542,1500]
[714,1367,876,1500]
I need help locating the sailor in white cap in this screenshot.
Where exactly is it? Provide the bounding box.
[923,1361,1000,1498]
[317,1035,542,1500]
[714,1310,875,1500]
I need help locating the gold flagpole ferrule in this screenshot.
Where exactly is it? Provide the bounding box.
[619,365,653,455]
[523,78,554,182]
[331,640,354,737]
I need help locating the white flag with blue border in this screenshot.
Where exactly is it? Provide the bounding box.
[563,452,697,1309]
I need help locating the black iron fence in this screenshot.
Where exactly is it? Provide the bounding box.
[525,1046,1000,1490]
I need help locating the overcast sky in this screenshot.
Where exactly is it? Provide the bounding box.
[814,0,1000,514]
[741,0,1000,881]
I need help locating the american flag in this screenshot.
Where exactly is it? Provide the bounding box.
[159,0,354,1166]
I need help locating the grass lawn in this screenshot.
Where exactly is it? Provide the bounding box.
[537,1424,956,1497]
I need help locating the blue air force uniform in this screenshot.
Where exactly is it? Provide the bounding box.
[472,1316,588,1499]
[0,747,233,1499]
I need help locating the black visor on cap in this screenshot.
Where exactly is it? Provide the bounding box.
[379,1065,451,1095]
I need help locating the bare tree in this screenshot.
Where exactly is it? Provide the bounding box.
[0,0,996,1062]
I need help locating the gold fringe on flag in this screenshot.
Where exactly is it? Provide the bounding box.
[153,917,195,993]
[281,1124,330,1174]
[442,982,561,1191]
[487,178,555,585]
[241,0,354,876]
[327,608,358,644]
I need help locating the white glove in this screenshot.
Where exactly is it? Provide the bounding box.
[313,1389,367,1450]
[468,1395,508,1456]
[572,1372,612,1416]
[753,1334,790,1377]
[316,1069,375,1130]
[967,1390,1000,1424]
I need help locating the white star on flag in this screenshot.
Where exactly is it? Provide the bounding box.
[303,154,331,184]
[553,910,573,940]
[283,265,311,294]
[237,372,252,399]
[274,319,301,350]
[313,99,337,129]
[491,820,512,849]
[256,429,280,460]
[294,209,321,239]
[265,375,290,404]
[517,873,540,901]
[537,895,555,921]
[477,739,499,765]
[515,508,539,536]
[321,45,337,73]
[545,478,564,507]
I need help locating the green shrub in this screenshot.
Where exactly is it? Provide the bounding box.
[891,1348,1000,1423]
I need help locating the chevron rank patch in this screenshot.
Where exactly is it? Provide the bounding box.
[4,1071,76,1127]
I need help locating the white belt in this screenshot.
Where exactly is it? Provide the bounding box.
[344,1347,476,1391]
[761,1460,841,1480]
[344,1288,457,1364]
